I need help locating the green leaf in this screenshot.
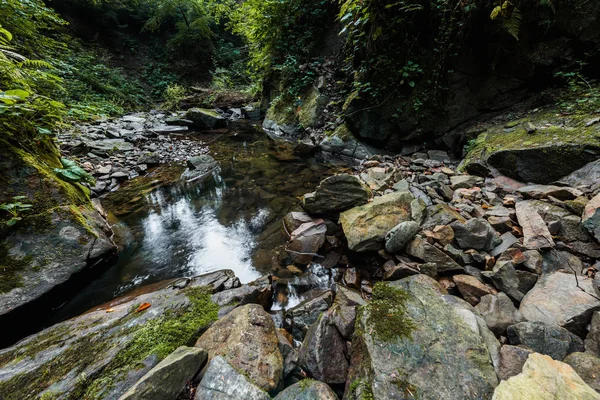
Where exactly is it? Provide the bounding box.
[6,217,20,226]
[5,89,30,100]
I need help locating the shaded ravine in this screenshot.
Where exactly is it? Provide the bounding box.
[48,121,337,324]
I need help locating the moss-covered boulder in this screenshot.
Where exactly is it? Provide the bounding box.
[346,275,499,400]
[0,138,117,344]
[460,111,600,184]
[185,108,227,130]
[0,270,237,400]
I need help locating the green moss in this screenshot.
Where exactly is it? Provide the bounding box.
[391,370,419,399]
[366,282,416,343]
[0,244,34,293]
[348,379,375,400]
[68,205,97,237]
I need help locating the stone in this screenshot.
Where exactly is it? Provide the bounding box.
[392,179,410,191]
[210,276,273,310]
[339,191,413,252]
[492,353,600,400]
[383,263,420,281]
[498,345,533,381]
[516,270,538,294]
[515,201,555,250]
[318,125,378,160]
[186,108,227,130]
[556,158,600,190]
[298,311,348,385]
[119,346,207,400]
[519,271,600,337]
[527,199,593,243]
[517,184,584,200]
[273,379,338,400]
[482,262,525,303]
[293,139,317,157]
[346,275,498,400]
[475,293,525,336]
[490,232,519,258]
[194,356,270,400]
[194,304,283,392]
[302,174,371,215]
[329,286,366,339]
[287,220,327,264]
[428,150,451,163]
[405,236,463,273]
[583,192,600,241]
[451,218,502,252]
[137,152,160,166]
[585,312,600,356]
[564,352,600,393]
[421,204,466,230]
[453,274,497,306]
[181,155,218,182]
[343,267,361,289]
[384,220,420,253]
[507,321,584,361]
[282,211,313,233]
[276,329,298,378]
[410,198,427,224]
[285,291,333,342]
[450,174,484,190]
[541,249,585,275]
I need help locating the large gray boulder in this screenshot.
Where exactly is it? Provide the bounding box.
[451,218,502,251]
[302,174,371,215]
[519,271,600,336]
[274,379,338,400]
[384,220,420,253]
[286,220,327,264]
[119,346,207,400]
[284,290,333,342]
[339,191,414,252]
[194,356,270,400]
[507,321,584,361]
[346,275,498,400]
[475,292,525,336]
[194,304,283,392]
[186,108,227,130]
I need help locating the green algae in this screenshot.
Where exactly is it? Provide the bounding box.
[366,282,416,343]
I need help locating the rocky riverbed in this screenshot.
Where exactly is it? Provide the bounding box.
[2,106,600,399]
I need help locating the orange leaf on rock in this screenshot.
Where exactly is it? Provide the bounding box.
[136,302,151,313]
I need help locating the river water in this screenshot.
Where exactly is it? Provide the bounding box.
[51,121,338,322]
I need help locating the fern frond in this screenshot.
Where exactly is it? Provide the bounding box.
[539,0,555,13]
[490,6,502,20]
[18,59,54,69]
[502,7,521,40]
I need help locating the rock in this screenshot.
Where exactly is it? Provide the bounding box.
[382,263,420,281]
[285,291,333,342]
[302,174,371,215]
[490,232,519,257]
[424,224,455,246]
[137,152,160,166]
[181,155,218,182]
[450,174,484,190]
[421,204,466,230]
[298,311,348,385]
[194,304,283,392]
[492,353,600,400]
[384,220,420,253]
[428,150,451,163]
[346,275,498,400]
[585,312,600,356]
[392,179,410,191]
[498,345,534,380]
[482,262,525,303]
[519,271,600,337]
[210,276,273,310]
[273,379,338,400]
[318,125,378,160]
[287,220,327,264]
[293,139,317,157]
[583,192,600,241]
[507,321,584,361]
[405,236,464,273]
[119,346,207,400]
[339,191,413,252]
[517,184,583,200]
[515,201,555,250]
[186,108,227,130]
[451,218,502,252]
[343,267,361,289]
[0,270,236,399]
[276,329,298,378]
[283,211,314,233]
[527,199,593,244]
[475,293,525,336]
[85,138,135,155]
[329,286,366,339]
[516,270,538,294]
[564,352,600,393]
[194,356,270,400]
[555,159,600,190]
[453,274,497,306]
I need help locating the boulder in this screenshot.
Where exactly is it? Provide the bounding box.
[276,329,298,379]
[339,191,413,252]
[194,356,270,400]
[181,155,219,182]
[346,275,498,400]
[194,304,283,392]
[490,232,519,257]
[384,220,420,253]
[453,275,497,306]
[185,108,227,130]
[482,262,525,303]
[285,291,333,342]
[119,346,207,400]
[519,271,600,336]
[564,352,600,393]
[210,276,272,310]
[583,192,600,241]
[421,204,466,230]
[302,174,371,215]
[527,199,594,244]
[329,286,366,339]
[555,158,600,190]
[450,174,484,190]
[517,184,583,200]
[585,311,600,356]
[498,345,534,381]
[273,379,338,400]
[492,353,600,400]
[287,220,327,264]
[475,293,525,336]
[507,321,584,361]
[318,124,378,161]
[451,218,502,252]
[405,236,464,273]
[515,201,555,250]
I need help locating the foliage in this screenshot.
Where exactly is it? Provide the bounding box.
[161,83,187,110]
[367,282,416,342]
[0,196,33,226]
[54,158,95,185]
[555,58,600,114]
[490,1,522,40]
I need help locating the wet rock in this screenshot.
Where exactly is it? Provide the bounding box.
[343,268,361,289]
[492,353,600,399]
[186,108,227,130]
[282,211,313,234]
[406,236,464,273]
[119,346,207,400]
[498,345,533,381]
[585,312,600,356]
[194,304,283,392]
[181,155,218,182]
[384,220,420,253]
[507,321,584,361]
[318,125,378,160]
[453,274,497,306]
[285,291,333,342]
[276,329,298,378]
[339,191,413,252]
[451,218,502,252]
[293,139,317,157]
[515,201,555,250]
[273,379,338,400]
[302,174,371,215]
[194,356,270,400]
[475,293,525,336]
[583,192,600,241]
[287,220,327,264]
[450,174,484,190]
[520,271,600,336]
[564,352,600,393]
[85,138,135,155]
[210,276,273,310]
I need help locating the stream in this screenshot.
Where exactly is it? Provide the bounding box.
[50,121,339,323]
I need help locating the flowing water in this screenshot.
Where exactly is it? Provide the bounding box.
[51,121,339,322]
